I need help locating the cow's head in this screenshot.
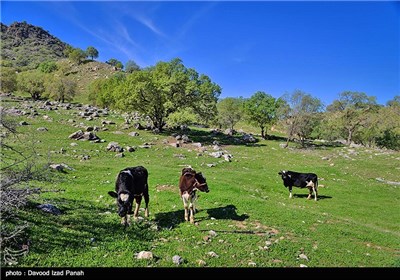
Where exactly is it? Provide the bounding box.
[108,191,133,217]
[278,170,290,181]
[194,172,209,193]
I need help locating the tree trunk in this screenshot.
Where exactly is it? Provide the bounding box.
[347,128,353,145]
[261,126,265,139]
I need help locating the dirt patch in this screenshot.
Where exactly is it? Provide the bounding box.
[155,184,177,193]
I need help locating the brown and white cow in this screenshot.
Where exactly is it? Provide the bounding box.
[108,166,149,226]
[179,167,209,224]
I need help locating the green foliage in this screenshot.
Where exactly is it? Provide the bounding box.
[125,60,140,73]
[106,58,123,69]
[243,91,282,139]
[69,48,86,65]
[38,61,58,73]
[216,97,244,130]
[45,75,77,103]
[0,66,17,93]
[87,72,126,108]
[63,45,74,57]
[376,130,400,150]
[327,91,378,145]
[281,90,323,146]
[386,95,400,107]
[111,58,220,130]
[166,107,198,129]
[16,70,46,100]
[86,46,99,61]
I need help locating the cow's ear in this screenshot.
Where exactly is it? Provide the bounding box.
[108,191,118,198]
[278,171,282,175]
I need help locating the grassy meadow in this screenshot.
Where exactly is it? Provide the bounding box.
[2,97,399,268]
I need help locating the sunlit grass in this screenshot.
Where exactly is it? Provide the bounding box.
[2,99,399,267]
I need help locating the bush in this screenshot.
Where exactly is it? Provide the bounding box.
[38,61,58,73]
[376,130,400,151]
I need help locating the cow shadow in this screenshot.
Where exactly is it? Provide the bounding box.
[205,204,249,221]
[154,204,249,229]
[154,209,186,230]
[293,194,332,200]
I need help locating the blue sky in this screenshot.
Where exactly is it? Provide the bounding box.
[1,1,399,106]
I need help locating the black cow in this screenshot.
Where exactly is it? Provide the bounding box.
[179,167,209,223]
[278,170,318,201]
[108,166,149,225]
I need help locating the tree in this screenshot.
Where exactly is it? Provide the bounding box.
[45,75,77,103]
[86,46,99,61]
[125,60,140,73]
[17,71,46,100]
[69,48,86,64]
[243,91,282,139]
[387,95,400,107]
[327,91,377,145]
[113,58,221,130]
[115,61,124,70]
[281,90,323,147]
[166,107,198,129]
[88,72,126,108]
[216,97,243,130]
[106,58,123,69]
[0,66,17,93]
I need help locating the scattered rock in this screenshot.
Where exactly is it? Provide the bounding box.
[37,204,61,215]
[298,253,309,261]
[207,251,219,258]
[37,127,48,131]
[49,163,74,172]
[128,131,139,137]
[135,251,153,260]
[106,142,123,152]
[197,259,207,267]
[172,255,184,265]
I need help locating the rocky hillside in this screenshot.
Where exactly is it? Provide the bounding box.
[1,21,120,103]
[1,21,69,69]
[56,59,120,104]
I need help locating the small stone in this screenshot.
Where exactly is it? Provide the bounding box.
[136,251,153,260]
[172,255,184,265]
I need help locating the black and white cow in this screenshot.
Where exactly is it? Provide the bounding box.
[108,166,149,225]
[278,170,318,201]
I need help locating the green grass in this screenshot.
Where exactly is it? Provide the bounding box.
[2,98,399,267]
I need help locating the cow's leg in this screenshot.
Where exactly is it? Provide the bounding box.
[121,215,131,226]
[306,181,314,200]
[189,199,195,224]
[288,186,293,198]
[192,192,198,213]
[133,196,142,220]
[313,186,318,201]
[143,192,149,218]
[182,195,189,222]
